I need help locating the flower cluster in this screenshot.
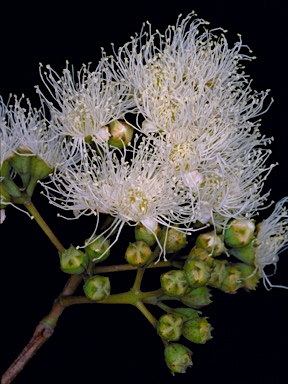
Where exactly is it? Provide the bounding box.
[0,11,287,285]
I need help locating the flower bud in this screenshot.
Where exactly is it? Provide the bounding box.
[181,286,212,308]
[160,270,189,296]
[9,152,32,187]
[184,258,211,288]
[208,259,227,288]
[228,242,255,265]
[224,219,255,247]
[219,264,242,293]
[134,223,161,246]
[182,317,213,344]
[85,236,110,263]
[164,343,193,375]
[236,263,259,291]
[195,231,227,256]
[0,183,11,209]
[108,120,134,148]
[0,161,21,198]
[125,241,152,266]
[188,247,214,268]
[59,245,88,274]
[83,275,110,301]
[26,156,53,196]
[162,227,187,254]
[157,314,183,341]
[172,307,200,321]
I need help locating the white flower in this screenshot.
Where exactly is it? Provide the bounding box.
[36,61,135,156]
[253,197,288,290]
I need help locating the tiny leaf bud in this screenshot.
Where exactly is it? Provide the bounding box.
[164,343,193,375]
[85,236,110,263]
[157,313,183,341]
[125,241,152,266]
[195,231,227,256]
[83,275,110,301]
[160,270,189,296]
[182,317,213,344]
[59,245,88,274]
[224,219,255,247]
[181,286,212,308]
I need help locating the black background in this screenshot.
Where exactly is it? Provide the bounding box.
[1,1,288,384]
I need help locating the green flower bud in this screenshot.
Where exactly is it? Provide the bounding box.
[26,156,53,196]
[134,223,161,246]
[59,245,88,274]
[208,259,227,288]
[181,286,212,309]
[164,343,193,375]
[188,247,214,267]
[228,242,255,265]
[0,162,21,198]
[195,231,227,256]
[182,317,213,344]
[108,120,134,148]
[172,307,200,321]
[162,227,187,254]
[157,313,183,341]
[184,258,211,288]
[224,219,255,247]
[85,236,110,263]
[83,275,110,301]
[160,270,189,296]
[219,264,242,293]
[125,241,152,266]
[9,151,32,187]
[236,263,259,291]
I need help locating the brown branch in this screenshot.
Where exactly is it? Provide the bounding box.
[1,274,83,384]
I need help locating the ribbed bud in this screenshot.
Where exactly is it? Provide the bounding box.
[182,317,213,344]
[125,241,152,266]
[59,245,88,274]
[108,120,134,148]
[224,219,255,247]
[160,270,189,296]
[228,242,255,265]
[236,263,259,291]
[184,257,211,288]
[219,265,242,293]
[195,231,227,256]
[172,308,200,321]
[85,236,110,263]
[162,227,187,254]
[83,275,110,301]
[188,247,214,268]
[181,286,212,308]
[208,259,227,288]
[164,343,193,375]
[134,223,161,246]
[157,313,183,341]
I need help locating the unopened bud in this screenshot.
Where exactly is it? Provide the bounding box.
[236,263,259,291]
[188,247,214,268]
[108,120,134,148]
[157,313,183,341]
[184,258,211,288]
[228,242,255,265]
[219,265,242,293]
[9,152,32,187]
[162,227,187,254]
[26,156,53,196]
[85,236,110,263]
[181,286,212,308]
[135,223,161,246]
[160,270,189,296]
[224,219,255,247]
[164,343,193,375]
[182,317,213,344]
[208,259,227,288]
[83,275,110,301]
[125,241,152,266]
[195,231,227,256]
[59,245,88,274]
